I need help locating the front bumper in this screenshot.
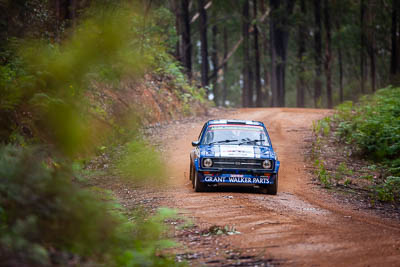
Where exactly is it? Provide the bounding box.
[199,172,277,185]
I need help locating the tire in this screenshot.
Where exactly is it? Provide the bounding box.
[194,170,207,192]
[190,163,195,188]
[189,162,193,181]
[266,174,278,195]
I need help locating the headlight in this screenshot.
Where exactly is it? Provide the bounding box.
[262,160,272,169]
[203,158,213,168]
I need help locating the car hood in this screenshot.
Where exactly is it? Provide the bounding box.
[200,144,276,159]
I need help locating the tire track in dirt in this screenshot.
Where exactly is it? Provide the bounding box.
[161,108,400,266]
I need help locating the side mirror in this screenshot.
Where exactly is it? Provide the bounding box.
[192,141,200,147]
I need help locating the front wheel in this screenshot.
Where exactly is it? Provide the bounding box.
[189,162,193,181]
[194,171,207,192]
[266,174,278,195]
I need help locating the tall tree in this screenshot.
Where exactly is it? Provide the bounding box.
[360,0,366,93]
[366,0,376,92]
[54,0,61,41]
[66,0,77,28]
[313,0,322,107]
[338,45,344,102]
[270,0,295,107]
[253,0,262,107]
[336,20,344,103]
[324,0,333,108]
[222,26,228,106]
[391,0,400,85]
[242,0,251,107]
[198,0,209,88]
[259,0,270,106]
[173,0,181,61]
[212,24,219,105]
[297,0,306,108]
[180,0,192,79]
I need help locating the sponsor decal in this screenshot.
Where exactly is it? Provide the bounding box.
[228,177,270,184]
[220,145,254,158]
[209,125,264,131]
[204,176,225,183]
[203,175,271,184]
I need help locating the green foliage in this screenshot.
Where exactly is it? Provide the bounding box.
[155,51,207,106]
[0,2,206,149]
[314,159,331,188]
[373,176,400,202]
[117,139,165,185]
[0,64,22,110]
[0,2,204,266]
[343,178,352,186]
[334,87,400,161]
[0,6,153,154]
[313,117,331,136]
[333,162,353,184]
[315,87,400,203]
[0,144,179,266]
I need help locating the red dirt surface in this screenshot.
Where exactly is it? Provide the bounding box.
[161,108,400,266]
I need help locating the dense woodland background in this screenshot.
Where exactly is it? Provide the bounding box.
[1,0,400,266]
[171,0,400,108]
[3,0,400,109]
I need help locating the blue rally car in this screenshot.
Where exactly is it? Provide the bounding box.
[189,119,280,194]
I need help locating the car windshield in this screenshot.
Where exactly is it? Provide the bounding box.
[202,124,270,146]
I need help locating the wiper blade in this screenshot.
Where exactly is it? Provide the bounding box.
[239,139,265,145]
[207,139,238,145]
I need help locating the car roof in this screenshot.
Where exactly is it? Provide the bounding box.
[207,119,264,126]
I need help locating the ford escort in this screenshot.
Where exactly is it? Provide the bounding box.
[189,119,280,194]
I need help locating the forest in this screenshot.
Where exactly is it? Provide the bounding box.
[170,0,400,108]
[2,1,400,108]
[1,0,400,266]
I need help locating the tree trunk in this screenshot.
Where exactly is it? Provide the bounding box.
[223,26,228,106]
[254,0,262,107]
[198,0,209,88]
[212,25,219,106]
[249,64,254,107]
[338,46,344,103]
[55,0,61,41]
[181,0,192,79]
[335,20,344,102]
[391,0,398,78]
[296,0,306,108]
[270,0,295,107]
[67,0,77,28]
[260,0,270,107]
[270,22,277,107]
[390,0,400,85]
[313,0,322,108]
[366,0,376,92]
[360,0,366,93]
[324,0,333,108]
[242,0,251,107]
[369,46,376,92]
[173,0,181,61]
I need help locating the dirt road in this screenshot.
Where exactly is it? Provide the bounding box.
[161,108,400,266]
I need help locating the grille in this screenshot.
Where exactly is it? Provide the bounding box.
[205,158,272,170]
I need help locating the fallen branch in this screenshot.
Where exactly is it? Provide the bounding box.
[208,8,270,81]
[190,1,213,24]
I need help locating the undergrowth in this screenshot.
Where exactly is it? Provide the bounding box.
[0,145,180,266]
[312,86,400,203]
[0,2,202,266]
